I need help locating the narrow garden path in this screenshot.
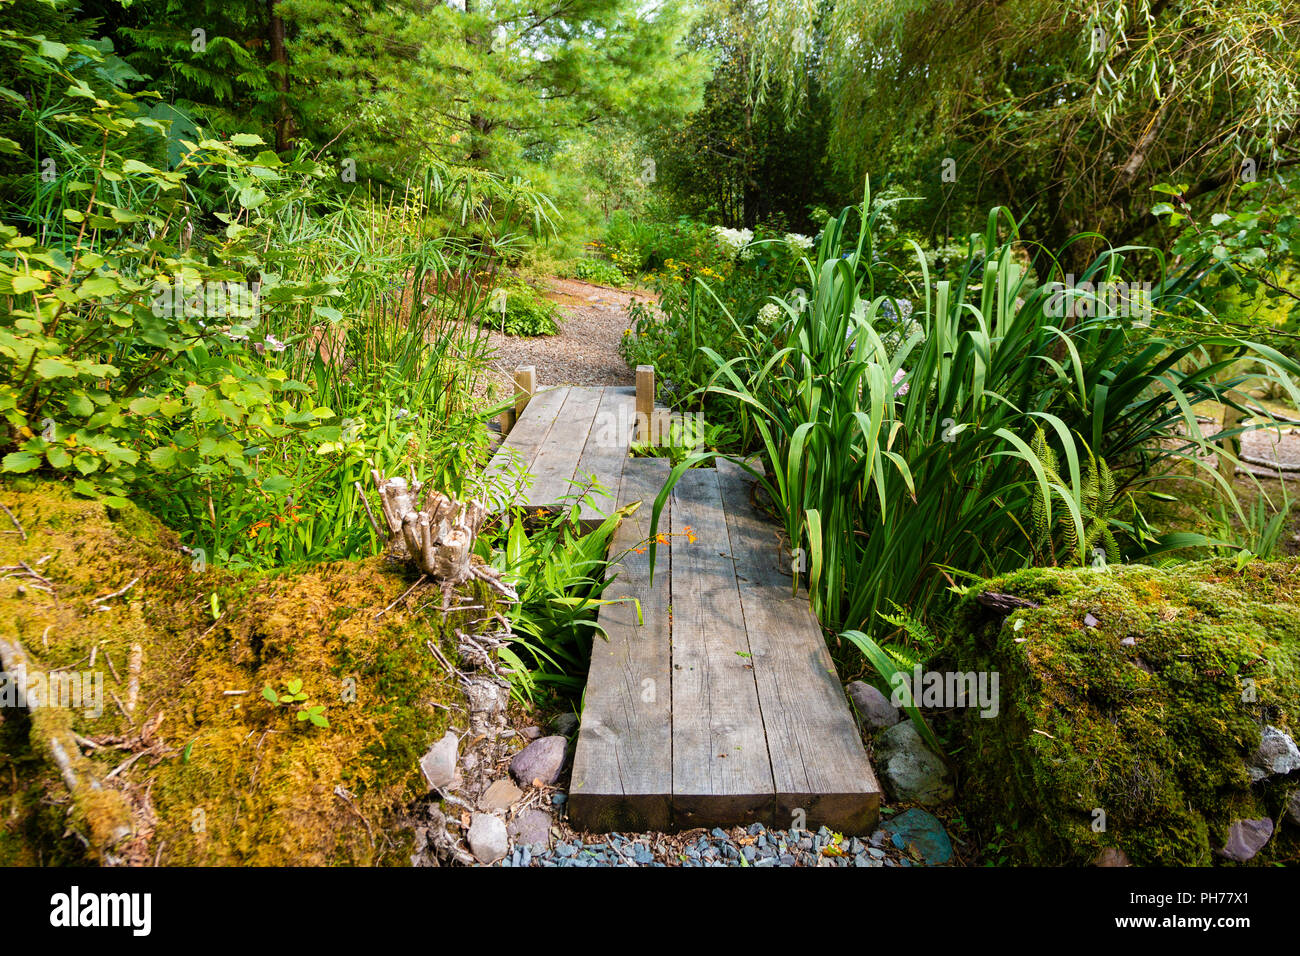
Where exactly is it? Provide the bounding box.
[482,277,650,398]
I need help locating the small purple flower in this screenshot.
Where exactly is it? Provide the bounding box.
[892,367,910,397]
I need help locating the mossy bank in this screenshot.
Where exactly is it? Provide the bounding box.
[943,559,1300,866]
[0,479,492,866]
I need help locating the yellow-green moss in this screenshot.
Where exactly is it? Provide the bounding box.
[0,480,484,866]
[944,559,1300,866]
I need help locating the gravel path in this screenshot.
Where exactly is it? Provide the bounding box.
[499,818,948,868]
[480,276,653,399]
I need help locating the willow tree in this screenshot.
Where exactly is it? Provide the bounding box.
[747,0,1300,262]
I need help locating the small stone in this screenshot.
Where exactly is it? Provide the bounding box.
[510,735,568,787]
[551,712,579,736]
[710,827,728,840]
[552,792,567,806]
[1248,725,1300,782]
[479,778,523,812]
[1094,847,1130,867]
[1288,790,1300,827]
[1120,637,1136,647]
[419,731,458,791]
[847,682,903,730]
[467,813,508,865]
[1221,818,1273,862]
[507,808,553,849]
[873,721,955,805]
[519,725,542,741]
[1083,612,1099,627]
[881,808,953,865]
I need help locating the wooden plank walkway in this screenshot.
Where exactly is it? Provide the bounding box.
[568,461,881,834]
[485,383,636,528]
[492,368,881,834]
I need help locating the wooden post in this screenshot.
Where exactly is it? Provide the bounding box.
[514,365,536,418]
[636,365,654,444]
[498,407,516,436]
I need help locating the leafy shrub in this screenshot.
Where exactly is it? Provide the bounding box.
[489,496,629,703]
[482,276,559,336]
[0,28,523,571]
[565,257,628,286]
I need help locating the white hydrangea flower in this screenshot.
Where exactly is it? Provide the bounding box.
[713,225,754,253]
[757,302,781,324]
[784,232,814,252]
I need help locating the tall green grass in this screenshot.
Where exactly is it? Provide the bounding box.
[648,187,1300,653]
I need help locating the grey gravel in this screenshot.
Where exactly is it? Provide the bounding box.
[479,277,646,402]
[495,819,952,868]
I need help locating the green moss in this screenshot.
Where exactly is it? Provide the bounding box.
[0,480,484,866]
[943,559,1300,866]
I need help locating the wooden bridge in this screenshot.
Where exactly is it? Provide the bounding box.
[488,366,882,834]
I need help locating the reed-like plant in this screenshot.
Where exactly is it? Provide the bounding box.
[647,185,1300,661]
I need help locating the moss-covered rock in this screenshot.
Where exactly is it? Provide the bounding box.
[0,479,488,866]
[943,559,1300,866]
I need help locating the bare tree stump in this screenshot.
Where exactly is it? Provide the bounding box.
[372,471,515,601]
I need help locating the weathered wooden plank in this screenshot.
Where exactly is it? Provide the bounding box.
[715,458,881,833]
[670,467,775,828]
[526,386,605,507]
[568,458,673,832]
[483,386,569,509]
[574,385,636,526]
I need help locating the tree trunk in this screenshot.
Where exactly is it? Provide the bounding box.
[267,0,293,152]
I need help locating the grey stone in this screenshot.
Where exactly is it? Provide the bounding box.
[519,725,542,741]
[508,808,554,849]
[419,731,458,791]
[1248,725,1300,782]
[880,810,953,865]
[873,720,954,805]
[1289,790,1300,827]
[551,712,579,736]
[468,813,508,865]
[479,778,523,812]
[1221,818,1273,862]
[510,735,569,787]
[847,681,901,731]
